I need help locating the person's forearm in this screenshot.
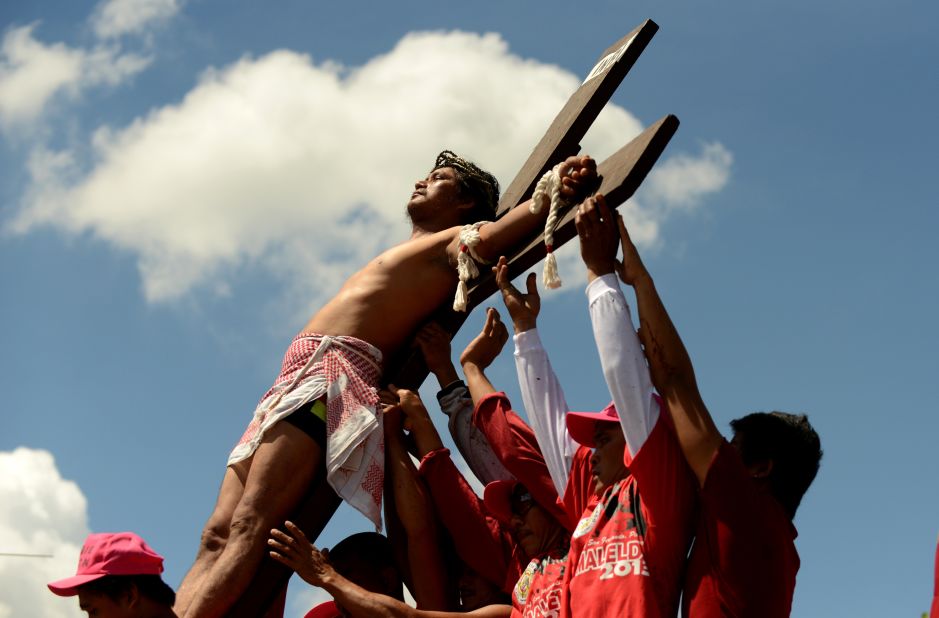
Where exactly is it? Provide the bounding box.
[319,572,413,618]
[388,434,436,536]
[438,384,514,485]
[386,436,450,609]
[461,362,498,406]
[407,415,446,458]
[473,197,548,263]
[431,362,461,390]
[630,273,722,483]
[587,274,658,459]
[631,274,697,395]
[514,329,576,494]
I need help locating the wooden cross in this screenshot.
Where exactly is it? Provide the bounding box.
[231,19,678,614]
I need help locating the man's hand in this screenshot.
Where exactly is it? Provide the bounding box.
[391,386,433,426]
[380,390,406,432]
[388,385,444,457]
[574,194,619,281]
[414,323,459,386]
[493,256,540,333]
[613,212,651,288]
[558,155,600,203]
[269,521,334,588]
[460,307,509,370]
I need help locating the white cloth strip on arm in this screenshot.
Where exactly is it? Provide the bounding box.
[438,382,515,485]
[587,274,659,459]
[514,328,578,494]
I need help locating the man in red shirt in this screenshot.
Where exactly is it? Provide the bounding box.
[581,194,823,617]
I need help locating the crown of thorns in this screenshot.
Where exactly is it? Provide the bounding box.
[434,150,500,214]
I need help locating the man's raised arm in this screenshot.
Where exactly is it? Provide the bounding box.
[491,258,578,493]
[574,195,658,460]
[613,212,722,485]
[447,156,598,264]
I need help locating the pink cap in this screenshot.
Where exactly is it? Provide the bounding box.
[483,479,521,524]
[48,532,164,596]
[304,600,341,618]
[566,401,619,447]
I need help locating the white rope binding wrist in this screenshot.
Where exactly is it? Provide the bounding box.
[453,221,491,312]
[529,163,569,289]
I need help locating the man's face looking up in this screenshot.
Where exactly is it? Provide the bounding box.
[407,166,470,222]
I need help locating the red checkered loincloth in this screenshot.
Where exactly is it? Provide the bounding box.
[228,333,385,529]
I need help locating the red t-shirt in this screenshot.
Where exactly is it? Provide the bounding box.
[683,440,799,618]
[932,535,939,618]
[511,549,568,618]
[560,414,698,617]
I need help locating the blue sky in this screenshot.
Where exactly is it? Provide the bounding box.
[2,0,937,616]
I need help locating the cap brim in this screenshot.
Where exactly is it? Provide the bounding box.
[566,410,620,447]
[483,480,518,525]
[566,410,599,447]
[48,573,108,597]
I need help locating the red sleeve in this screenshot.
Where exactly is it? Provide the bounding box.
[627,410,698,528]
[418,447,520,593]
[472,392,574,530]
[559,446,598,525]
[625,410,698,584]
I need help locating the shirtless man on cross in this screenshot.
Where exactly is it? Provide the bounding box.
[174,151,598,618]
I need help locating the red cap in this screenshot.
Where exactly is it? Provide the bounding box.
[305,600,341,618]
[483,479,522,525]
[566,401,619,447]
[48,532,164,596]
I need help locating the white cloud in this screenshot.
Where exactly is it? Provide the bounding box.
[91,0,182,39]
[644,141,733,211]
[0,25,83,126]
[0,448,90,618]
[0,24,150,129]
[9,30,731,309]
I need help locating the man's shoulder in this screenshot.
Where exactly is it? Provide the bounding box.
[400,225,463,246]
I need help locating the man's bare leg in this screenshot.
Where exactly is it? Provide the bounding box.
[174,464,248,614]
[184,421,322,618]
[227,472,341,617]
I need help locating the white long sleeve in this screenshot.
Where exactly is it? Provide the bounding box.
[514,328,579,494]
[587,274,659,459]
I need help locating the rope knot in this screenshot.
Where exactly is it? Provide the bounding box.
[453,221,491,311]
[530,164,568,289]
